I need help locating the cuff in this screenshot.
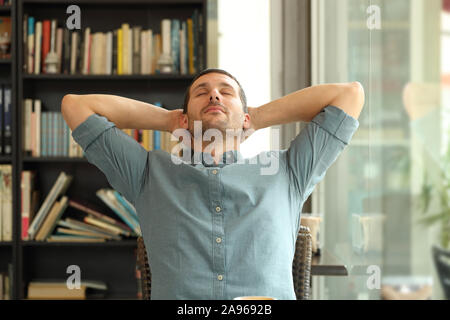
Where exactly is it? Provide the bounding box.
[311,105,360,144]
[71,114,115,150]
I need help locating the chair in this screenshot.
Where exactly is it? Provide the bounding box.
[136,225,312,300]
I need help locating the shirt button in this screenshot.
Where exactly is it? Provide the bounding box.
[217,275,223,281]
[212,169,218,175]
[216,237,222,243]
[215,206,221,213]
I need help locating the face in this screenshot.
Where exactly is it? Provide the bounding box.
[182,73,250,134]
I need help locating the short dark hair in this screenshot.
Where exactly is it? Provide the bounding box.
[182,68,248,114]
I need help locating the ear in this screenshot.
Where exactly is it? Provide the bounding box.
[242,113,251,130]
[179,113,189,130]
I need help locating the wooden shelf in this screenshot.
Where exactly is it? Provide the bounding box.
[22,74,195,80]
[0,5,11,13]
[0,241,13,247]
[0,155,12,162]
[0,58,11,64]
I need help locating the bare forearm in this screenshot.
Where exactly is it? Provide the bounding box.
[61,94,171,131]
[252,82,364,130]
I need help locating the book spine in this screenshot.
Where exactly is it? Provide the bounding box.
[23,14,28,73]
[82,27,91,74]
[62,29,70,74]
[56,28,63,73]
[63,118,68,156]
[3,86,10,155]
[41,20,51,73]
[117,28,123,75]
[153,102,162,150]
[52,112,57,156]
[41,111,46,157]
[0,85,3,155]
[34,21,42,74]
[171,19,180,74]
[24,99,32,154]
[70,31,77,74]
[27,16,35,74]
[21,171,30,240]
[112,29,117,75]
[187,19,194,74]
[192,10,198,73]
[35,100,41,157]
[27,172,65,239]
[132,26,141,74]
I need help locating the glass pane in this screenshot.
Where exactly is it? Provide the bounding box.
[313,0,447,299]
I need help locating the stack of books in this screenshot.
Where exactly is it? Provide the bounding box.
[23,9,203,75]
[23,99,179,157]
[23,98,83,157]
[27,280,107,300]
[22,171,141,242]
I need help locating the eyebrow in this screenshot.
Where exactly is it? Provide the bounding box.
[192,82,236,94]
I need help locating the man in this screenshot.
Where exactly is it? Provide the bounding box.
[61,68,364,300]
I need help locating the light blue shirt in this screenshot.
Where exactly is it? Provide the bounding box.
[72,105,359,300]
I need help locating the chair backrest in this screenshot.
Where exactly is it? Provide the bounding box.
[432,245,450,299]
[136,225,312,300]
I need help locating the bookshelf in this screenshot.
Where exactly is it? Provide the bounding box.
[0,0,14,301]
[6,0,208,299]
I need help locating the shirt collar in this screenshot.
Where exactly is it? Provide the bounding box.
[190,149,243,167]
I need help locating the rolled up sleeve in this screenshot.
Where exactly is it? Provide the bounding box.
[286,105,359,202]
[72,114,148,204]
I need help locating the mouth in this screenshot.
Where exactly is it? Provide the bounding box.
[204,106,225,114]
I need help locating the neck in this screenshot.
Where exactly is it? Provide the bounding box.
[191,137,241,164]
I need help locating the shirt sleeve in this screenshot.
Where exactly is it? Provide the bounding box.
[286,105,359,202]
[71,113,148,204]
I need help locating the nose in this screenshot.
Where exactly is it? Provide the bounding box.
[209,89,221,103]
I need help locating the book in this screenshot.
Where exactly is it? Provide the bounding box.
[83,216,124,236]
[0,165,12,241]
[0,16,10,59]
[21,170,36,240]
[55,227,111,239]
[82,27,91,74]
[96,189,140,236]
[23,99,32,153]
[68,199,133,234]
[56,27,63,73]
[34,21,42,74]
[41,20,50,73]
[27,16,35,74]
[27,172,73,240]
[153,102,163,150]
[27,280,107,299]
[35,195,69,241]
[112,191,139,226]
[59,218,122,240]
[171,19,180,73]
[132,26,141,74]
[117,28,123,75]
[34,200,61,241]
[31,99,41,157]
[187,18,194,74]
[3,85,11,155]
[46,235,107,243]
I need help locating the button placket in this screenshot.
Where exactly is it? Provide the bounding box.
[210,167,225,299]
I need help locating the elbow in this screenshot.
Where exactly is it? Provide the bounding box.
[61,94,77,114]
[349,81,365,109]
